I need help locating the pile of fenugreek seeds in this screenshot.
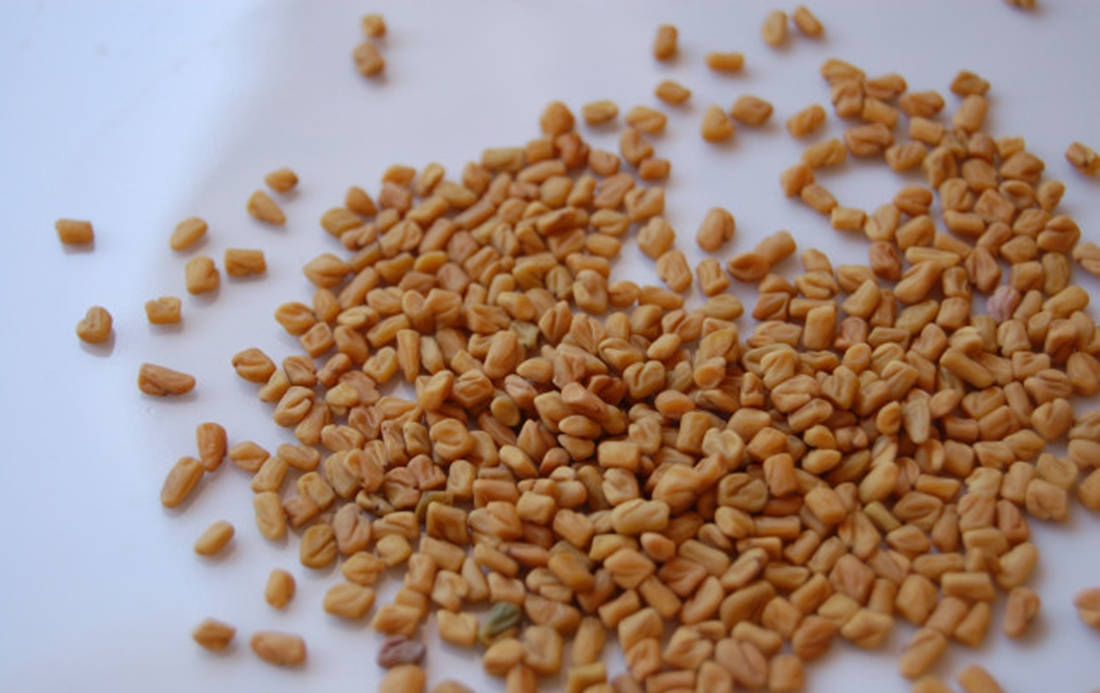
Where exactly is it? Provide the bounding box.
[61,4,1100,693]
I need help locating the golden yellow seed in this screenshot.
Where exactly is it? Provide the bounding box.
[264,167,298,193]
[701,105,735,143]
[792,6,824,37]
[185,256,220,294]
[653,24,677,60]
[145,296,181,324]
[170,217,206,250]
[55,218,94,245]
[250,631,306,667]
[192,618,235,651]
[761,10,788,46]
[139,363,195,397]
[75,305,112,344]
[194,520,234,556]
[353,41,385,77]
[224,248,266,277]
[247,190,285,224]
[730,95,773,126]
[655,79,691,106]
[361,13,386,38]
[706,51,744,72]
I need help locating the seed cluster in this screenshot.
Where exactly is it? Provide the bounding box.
[57,6,1100,692]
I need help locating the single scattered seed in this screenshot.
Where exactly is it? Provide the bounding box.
[250,631,306,667]
[1066,141,1100,175]
[957,664,1004,693]
[951,69,990,96]
[653,24,677,61]
[145,296,181,324]
[1075,588,1100,628]
[1003,587,1040,638]
[655,80,691,105]
[75,305,112,344]
[224,248,266,277]
[730,95,773,126]
[192,618,235,651]
[701,105,735,142]
[582,100,619,125]
[170,217,207,250]
[160,456,203,508]
[265,569,295,609]
[706,51,744,72]
[361,13,386,38]
[55,218,94,245]
[194,520,234,556]
[696,207,735,252]
[353,41,385,76]
[139,363,195,396]
[184,256,220,295]
[264,167,298,193]
[247,190,286,224]
[792,5,824,37]
[787,103,826,137]
[761,10,788,46]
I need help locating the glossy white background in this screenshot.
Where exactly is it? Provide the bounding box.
[2,1,1099,690]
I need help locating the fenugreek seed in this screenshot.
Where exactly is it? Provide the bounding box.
[139,363,195,396]
[1003,587,1040,638]
[254,492,286,539]
[353,41,385,76]
[582,100,618,125]
[170,217,206,251]
[792,5,824,36]
[731,95,773,126]
[55,218,94,245]
[324,582,376,619]
[637,157,670,181]
[247,190,285,224]
[192,618,235,651]
[361,12,386,37]
[264,569,295,609]
[264,167,298,193]
[626,106,667,134]
[761,10,788,46]
[801,183,837,215]
[145,296,181,324]
[232,347,275,383]
[956,664,1004,693]
[194,520,234,556]
[75,305,112,344]
[251,631,306,667]
[379,665,425,693]
[788,104,826,138]
[898,628,946,679]
[184,256,219,294]
[706,51,744,72]
[224,248,266,277]
[803,138,846,169]
[160,457,203,508]
[1076,588,1100,628]
[780,162,814,197]
[1066,141,1100,175]
[480,601,523,645]
[701,105,735,143]
[653,24,677,60]
[655,79,691,106]
[378,635,426,668]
